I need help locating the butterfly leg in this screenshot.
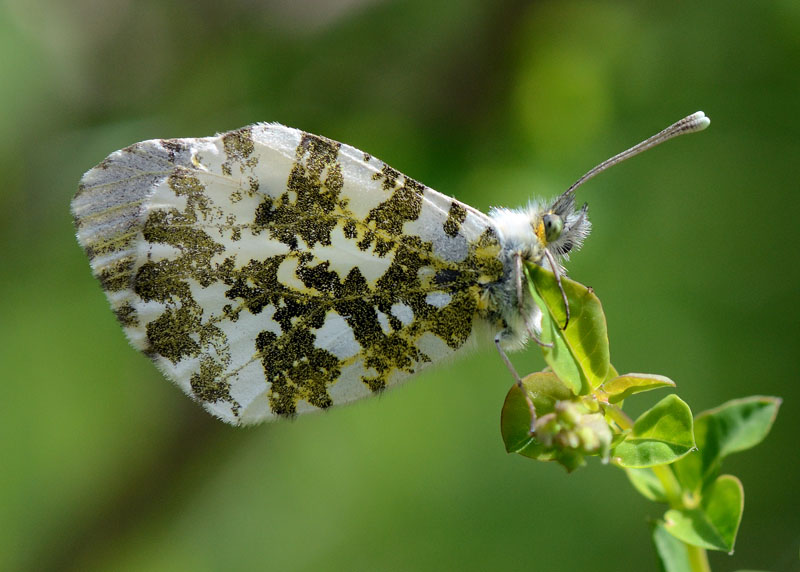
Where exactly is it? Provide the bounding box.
[495,334,537,435]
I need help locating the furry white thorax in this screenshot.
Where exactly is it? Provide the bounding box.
[487,199,591,351]
[489,204,548,264]
[486,204,547,351]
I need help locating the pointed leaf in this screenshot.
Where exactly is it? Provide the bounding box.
[696,396,781,476]
[528,265,609,393]
[674,396,781,490]
[701,475,744,551]
[663,475,743,552]
[604,373,676,404]
[652,522,692,572]
[698,396,781,456]
[613,395,694,468]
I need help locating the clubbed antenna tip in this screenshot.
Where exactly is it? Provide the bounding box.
[560,111,711,200]
[682,111,711,133]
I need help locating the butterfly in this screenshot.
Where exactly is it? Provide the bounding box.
[71,112,709,424]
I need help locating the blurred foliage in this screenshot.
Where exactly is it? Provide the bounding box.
[1,0,798,570]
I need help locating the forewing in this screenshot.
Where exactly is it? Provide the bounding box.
[72,123,504,424]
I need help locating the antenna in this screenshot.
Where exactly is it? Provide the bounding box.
[558,111,710,200]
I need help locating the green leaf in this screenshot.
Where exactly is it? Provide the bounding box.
[527,272,584,395]
[528,264,609,393]
[663,474,744,552]
[696,396,781,473]
[500,372,572,456]
[673,396,781,490]
[699,396,781,455]
[652,522,691,572]
[613,395,694,468]
[603,373,676,404]
[501,383,536,454]
[626,467,668,503]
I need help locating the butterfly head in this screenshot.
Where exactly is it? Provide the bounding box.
[534,192,591,260]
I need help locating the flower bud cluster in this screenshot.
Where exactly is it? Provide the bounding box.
[534,399,612,460]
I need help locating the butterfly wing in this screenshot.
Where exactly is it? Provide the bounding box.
[72,123,504,424]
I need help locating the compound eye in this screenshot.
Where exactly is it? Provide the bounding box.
[542,213,563,243]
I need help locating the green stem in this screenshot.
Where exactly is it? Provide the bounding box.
[607,403,710,571]
[605,403,633,431]
[651,464,683,508]
[687,543,711,572]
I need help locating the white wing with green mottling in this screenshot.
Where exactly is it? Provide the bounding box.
[73,123,507,424]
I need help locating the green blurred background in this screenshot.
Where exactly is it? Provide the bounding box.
[2,1,798,570]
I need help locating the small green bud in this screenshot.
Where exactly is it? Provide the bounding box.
[576,426,601,453]
[555,400,582,426]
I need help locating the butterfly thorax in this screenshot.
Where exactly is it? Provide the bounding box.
[483,199,591,351]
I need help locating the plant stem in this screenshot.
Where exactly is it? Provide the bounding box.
[651,464,683,508]
[607,402,710,570]
[687,543,711,572]
[604,403,633,431]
